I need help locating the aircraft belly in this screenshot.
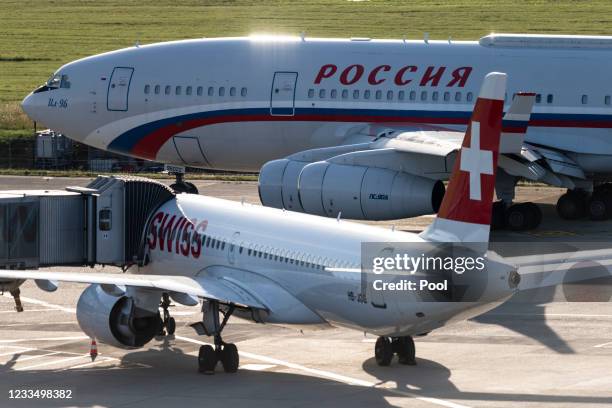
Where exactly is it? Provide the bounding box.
[526,127,612,155]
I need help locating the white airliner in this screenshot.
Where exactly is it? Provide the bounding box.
[20,34,612,229]
[2,73,525,373]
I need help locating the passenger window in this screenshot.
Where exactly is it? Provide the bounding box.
[398,90,405,100]
[319,89,326,98]
[432,91,439,101]
[466,92,473,102]
[606,95,611,105]
[364,90,370,99]
[353,90,360,99]
[308,89,314,98]
[175,86,181,95]
[144,85,150,94]
[409,91,416,101]
[241,87,247,97]
[582,95,588,104]
[342,89,349,99]
[444,91,450,101]
[387,90,393,100]
[535,94,541,104]
[206,237,211,247]
[197,86,203,96]
[455,92,461,102]
[375,90,382,100]
[208,87,214,96]
[219,87,225,97]
[420,91,427,101]
[330,89,337,99]
[221,241,225,250]
[230,87,236,96]
[165,85,171,95]
[154,85,160,94]
[547,94,553,104]
[186,86,192,96]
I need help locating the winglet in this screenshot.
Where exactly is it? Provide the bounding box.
[421,72,506,243]
[500,92,536,153]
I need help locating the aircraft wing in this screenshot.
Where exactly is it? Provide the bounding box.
[0,269,267,310]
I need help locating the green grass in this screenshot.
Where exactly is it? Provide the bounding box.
[3,0,612,128]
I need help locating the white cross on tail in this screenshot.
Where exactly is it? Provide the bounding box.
[459,121,494,201]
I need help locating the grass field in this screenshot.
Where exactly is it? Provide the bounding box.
[3,0,612,134]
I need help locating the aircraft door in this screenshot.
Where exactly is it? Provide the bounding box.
[227,232,240,265]
[270,72,297,116]
[107,67,134,111]
[173,136,210,167]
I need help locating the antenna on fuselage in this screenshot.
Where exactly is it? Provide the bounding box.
[337,212,342,222]
[424,32,429,44]
[300,32,306,41]
[134,40,140,48]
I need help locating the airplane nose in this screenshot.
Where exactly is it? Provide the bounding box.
[21,93,36,120]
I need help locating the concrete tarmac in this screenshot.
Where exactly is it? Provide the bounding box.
[0,176,611,407]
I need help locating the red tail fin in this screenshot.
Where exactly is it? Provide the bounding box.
[422,72,506,242]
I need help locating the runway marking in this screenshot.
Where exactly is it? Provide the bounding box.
[175,335,469,408]
[0,308,56,314]
[2,293,76,313]
[593,341,612,348]
[488,312,612,318]
[16,354,89,371]
[0,347,35,357]
[0,336,88,344]
[0,321,74,328]
[10,351,63,364]
[240,363,277,371]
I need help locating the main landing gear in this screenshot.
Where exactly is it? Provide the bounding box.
[557,184,612,221]
[158,293,176,336]
[375,336,416,366]
[193,301,239,374]
[491,201,542,231]
[170,172,199,195]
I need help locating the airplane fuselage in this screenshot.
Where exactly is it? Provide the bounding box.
[22,36,612,175]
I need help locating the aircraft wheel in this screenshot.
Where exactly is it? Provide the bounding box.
[556,191,586,220]
[395,336,417,365]
[505,203,539,231]
[165,317,176,336]
[170,182,199,194]
[220,343,239,373]
[588,191,612,220]
[198,345,217,374]
[375,337,393,366]
[491,201,507,230]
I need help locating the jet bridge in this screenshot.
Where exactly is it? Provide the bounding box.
[0,176,174,270]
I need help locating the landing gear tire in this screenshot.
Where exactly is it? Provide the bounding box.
[220,343,239,373]
[557,191,587,220]
[588,190,612,221]
[170,182,198,194]
[166,317,176,336]
[375,337,393,366]
[198,345,217,374]
[506,203,542,231]
[491,201,507,230]
[395,336,416,365]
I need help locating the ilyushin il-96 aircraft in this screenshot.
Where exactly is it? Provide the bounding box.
[3,73,529,373]
[20,33,612,229]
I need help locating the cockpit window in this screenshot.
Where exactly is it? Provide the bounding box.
[45,73,70,89]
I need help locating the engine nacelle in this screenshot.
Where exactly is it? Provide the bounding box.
[258,159,309,212]
[76,284,161,349]
[299,163,445,220]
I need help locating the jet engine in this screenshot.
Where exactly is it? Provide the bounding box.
[259,159,445,220]
[76,284,162,349]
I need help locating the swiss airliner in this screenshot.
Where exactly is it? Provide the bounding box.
[20,33,612,229]
[4,73,524,373]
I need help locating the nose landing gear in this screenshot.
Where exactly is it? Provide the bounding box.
[375,336,416,366]
[158,293,176,336]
